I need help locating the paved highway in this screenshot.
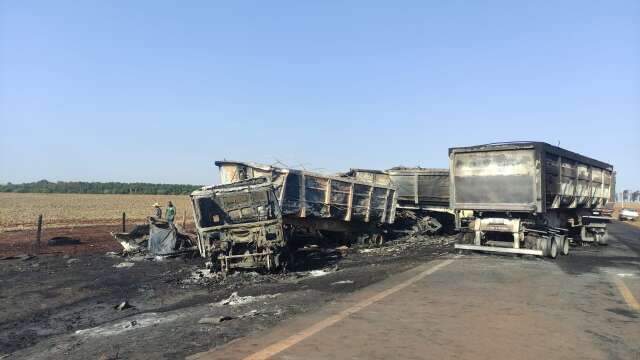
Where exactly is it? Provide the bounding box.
[194,221,640,360]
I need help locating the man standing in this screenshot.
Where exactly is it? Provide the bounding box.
[152,203,162,218]
[166,201,176,225]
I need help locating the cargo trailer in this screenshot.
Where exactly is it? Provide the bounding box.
[450,142,613,258]
[346,167,450,209]
[344,167,454,233]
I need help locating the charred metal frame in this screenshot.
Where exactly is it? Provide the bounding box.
[191,178,286,271]
[214,161,398,230]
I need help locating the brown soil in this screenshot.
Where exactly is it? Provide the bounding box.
[0,225,124,257]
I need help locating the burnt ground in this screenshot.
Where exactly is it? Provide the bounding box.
[0,230,455,359]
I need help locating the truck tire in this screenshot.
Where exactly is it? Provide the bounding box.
[536,237,550,256]
[549,238,558,259]
[561,236,569,255]
[554,235,569,256]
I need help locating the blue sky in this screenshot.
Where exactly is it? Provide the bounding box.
[1,1,638,190]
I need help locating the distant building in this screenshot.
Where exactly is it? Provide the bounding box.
[620,189,640,203]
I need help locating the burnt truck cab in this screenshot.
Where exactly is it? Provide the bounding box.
[190,178,287,272]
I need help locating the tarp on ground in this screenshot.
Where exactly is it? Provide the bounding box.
[148,219,179,255]
[112,217,196,255]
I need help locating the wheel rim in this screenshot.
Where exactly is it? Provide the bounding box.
[562,237,569,255]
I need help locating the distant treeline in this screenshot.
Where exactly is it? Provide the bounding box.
[0,180,202,195]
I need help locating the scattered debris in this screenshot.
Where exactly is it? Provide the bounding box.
[412,216,443,235]
[199,316,235,324]
[0,254,35,261]
[390,210,447,237]
[198,310,260,325]
[110,224,150,253]
[183,268,220,284]
[308,266,339,277]
[331,280,354,285]
[75,312,181,337]
[47,237,81,246]
[359,235,455,256]
[125,254,147,262]
[309,270,330,277]
[113,262,135,269]
[114,301,133,311]
[215,292,280,306]
[66,258,80,264]
[617,273,634,278]
[239,309,260,319]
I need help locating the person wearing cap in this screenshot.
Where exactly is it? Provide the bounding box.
[166,201,176,225]
[152,203,162,219]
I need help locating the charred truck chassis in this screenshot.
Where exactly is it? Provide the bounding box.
[451,142,613,258]
[191,178,290,273]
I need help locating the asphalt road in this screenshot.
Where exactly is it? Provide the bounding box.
[197,221,640,360]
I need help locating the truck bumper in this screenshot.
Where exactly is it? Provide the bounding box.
[454,244,543,256]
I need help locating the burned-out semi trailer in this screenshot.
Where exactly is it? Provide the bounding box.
[451,142,614,258]
[345,167,453,233]
[215,161,396,241]
[347,167,450,209]
[190,161,397,271]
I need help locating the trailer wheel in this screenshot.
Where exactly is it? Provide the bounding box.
[554,235,569,256]
[561,236,569,256]
[535,237,548,256]
[549,238,558,259]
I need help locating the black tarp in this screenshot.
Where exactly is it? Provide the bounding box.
[148,219,179,255]
[112,217,195,255]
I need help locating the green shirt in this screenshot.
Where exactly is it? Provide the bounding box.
[166,206,176,221]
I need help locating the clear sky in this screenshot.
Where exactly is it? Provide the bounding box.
[1,1,638,190]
